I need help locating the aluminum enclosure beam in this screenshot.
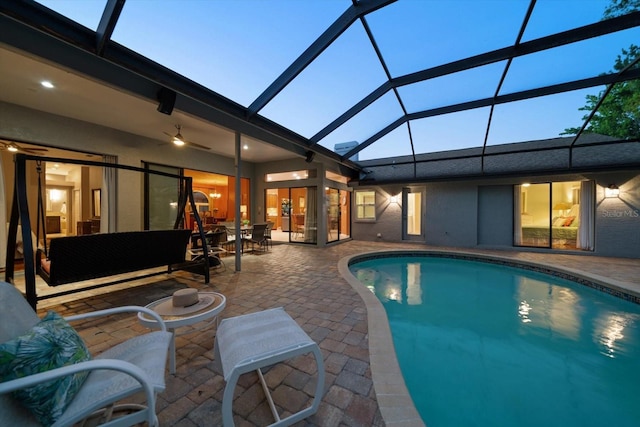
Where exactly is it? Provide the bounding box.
[342,68,640,160]
[0,2,361,172]
[246,0,396,118]
[311,11,640,145]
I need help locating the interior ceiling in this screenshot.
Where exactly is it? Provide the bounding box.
[184,169,230,187]
[0,46,297,163]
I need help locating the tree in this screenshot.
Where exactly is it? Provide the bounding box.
[603,0,640,18]
[562,1,640,139]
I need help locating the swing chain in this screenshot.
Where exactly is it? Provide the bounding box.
[35,159,48,257]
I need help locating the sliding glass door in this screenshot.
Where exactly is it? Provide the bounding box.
[515,180,593,250]
[266,186,319,244]
[289,186,317,244]
[326,187,350,243]
[144,163,181,230]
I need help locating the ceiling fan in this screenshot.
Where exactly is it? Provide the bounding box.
[162,125,210,150]
[0,141,48,155]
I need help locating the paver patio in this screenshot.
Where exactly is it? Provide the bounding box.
[27,241,640,426]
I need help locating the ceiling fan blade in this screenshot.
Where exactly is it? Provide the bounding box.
[0,142,48,154]
[22,149,45,154]
[185,140,210,150]
[161,127,208,150]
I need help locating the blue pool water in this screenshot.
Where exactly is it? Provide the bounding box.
[350,256,640,427]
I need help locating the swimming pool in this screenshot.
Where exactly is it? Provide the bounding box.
[349,254,640,427]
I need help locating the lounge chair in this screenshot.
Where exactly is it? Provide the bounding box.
[0,281,171,426]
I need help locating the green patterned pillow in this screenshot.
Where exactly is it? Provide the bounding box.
[0,311,92,426]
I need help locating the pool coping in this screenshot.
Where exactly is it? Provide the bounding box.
[338,248,640,427]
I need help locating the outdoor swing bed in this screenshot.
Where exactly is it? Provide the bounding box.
[5,153,214,309]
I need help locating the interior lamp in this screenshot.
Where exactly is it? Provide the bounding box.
[605,184,620,198]
[240,205,247,219]
[552,202,572,216]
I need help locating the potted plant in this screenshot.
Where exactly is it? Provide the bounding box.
[281,199,291,217]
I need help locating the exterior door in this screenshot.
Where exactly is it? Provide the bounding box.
[402,187,424,241]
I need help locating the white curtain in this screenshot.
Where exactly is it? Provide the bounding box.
[513,185,522,245]
[304,186,317,243]
[577,180,594,250]
[102,155,117,233]
[0,157,6,268]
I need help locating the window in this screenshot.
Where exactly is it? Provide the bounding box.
[265,170,310,182]
[355,190,376,220]
[325,170,349,184]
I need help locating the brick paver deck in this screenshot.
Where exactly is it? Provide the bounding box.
[29,241,640,426]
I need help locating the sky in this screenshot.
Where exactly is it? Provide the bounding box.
[36,0,638,161]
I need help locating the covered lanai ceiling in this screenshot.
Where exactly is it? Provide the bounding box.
[0,0,638,174]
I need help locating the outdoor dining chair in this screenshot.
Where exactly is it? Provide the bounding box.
[246,223,269,252]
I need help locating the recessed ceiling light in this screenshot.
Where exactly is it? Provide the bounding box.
[40,80,54,89]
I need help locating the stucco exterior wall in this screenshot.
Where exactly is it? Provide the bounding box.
[477,185,513,247]
[424,182,478,247]
[351,173,639,259]
[591,173,640,258]
[351,187,403,242]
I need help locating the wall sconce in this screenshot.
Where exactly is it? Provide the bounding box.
[604,184,620,198]
[389,195,398,204]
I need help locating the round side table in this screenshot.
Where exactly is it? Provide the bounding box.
[138,292,226,374]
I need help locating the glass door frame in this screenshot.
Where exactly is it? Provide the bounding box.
[143,163,182,231]
[326,187,350,243]
[402,186,425,241]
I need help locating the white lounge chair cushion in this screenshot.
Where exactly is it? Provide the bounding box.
[56,330,172,426]
[213,307,314,380]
